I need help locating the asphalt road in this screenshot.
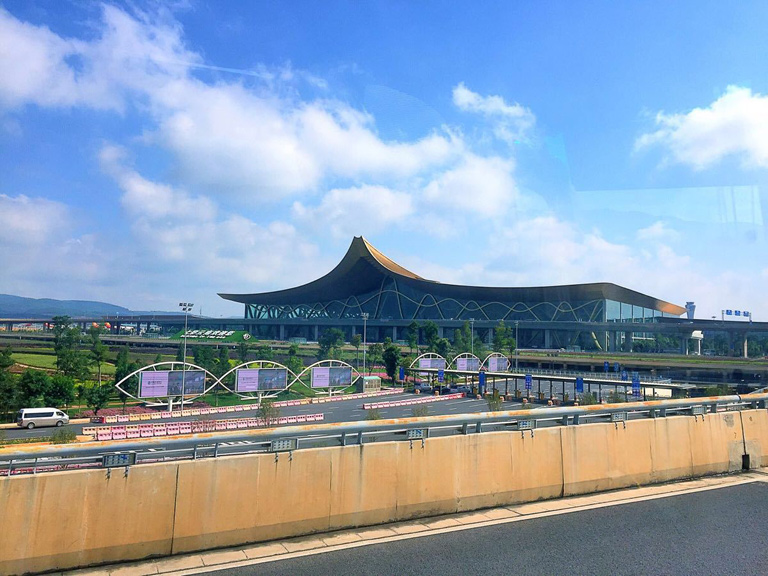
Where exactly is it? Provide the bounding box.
[1,393,521,440]
[207,482,768,576]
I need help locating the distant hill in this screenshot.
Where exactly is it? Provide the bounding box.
[0,294,133,318]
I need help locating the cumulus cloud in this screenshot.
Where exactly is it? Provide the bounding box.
[292,185,414,239]
[0,6,462,201]
[453,82,535,143]
[636,86,768,169]
[636,221,680,243]
[0,194,71,244]
[421,155,518,217]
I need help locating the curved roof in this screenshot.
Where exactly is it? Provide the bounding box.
[219,236,686,315]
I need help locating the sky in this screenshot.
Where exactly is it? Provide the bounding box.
[0,1,766,319]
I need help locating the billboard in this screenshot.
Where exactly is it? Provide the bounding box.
[456,357,480,371]
[312,366,353,388]
[487,356,509,372]
[236,368,288,392]
[139,370,206,398]
[418,357,446,370]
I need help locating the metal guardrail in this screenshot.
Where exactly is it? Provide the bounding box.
[1,393,766,476]
[413,367,672,385]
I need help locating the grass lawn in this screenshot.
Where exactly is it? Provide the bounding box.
[12,352,117,375]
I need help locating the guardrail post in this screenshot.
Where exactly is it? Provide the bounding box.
[357,431,364,445]
[341,432,348,446]
[475,422,482,433]
[649,408,656,419]
[461,423,469,435]
[709,403,717,414]
[572,414,580,425]
[660,408,667,418]
[560,415,569,426]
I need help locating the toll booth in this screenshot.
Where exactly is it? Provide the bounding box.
[357,375,381,393]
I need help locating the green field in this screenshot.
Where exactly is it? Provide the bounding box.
[12,353,117,375]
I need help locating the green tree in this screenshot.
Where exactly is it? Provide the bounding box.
[193,346,216,373]
[217,346,231,376]
[254,344,274,361]
[18,369,52,407]
[0,346,13,371]
[422,321,439,352]
[286,344,303,375]
[407,321,420,354]
[88,324,109,386]
[52,316,89,380]
[368,343,384,373]
[351,334,362,368]
[382,342,401,382]
[47,374,76,408]
[434,338,452,360]
[0,370,19,421]
[237,341,251,364]
[86,385,112,415]
[493,321,512,353]
[257,399,280,427]
[317,328,345,360]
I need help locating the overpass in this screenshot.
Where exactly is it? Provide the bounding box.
[2,315,768,356]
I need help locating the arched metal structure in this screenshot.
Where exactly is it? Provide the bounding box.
[114,361,218,404]
[449,352,481,371]
[217,360,299,400]
[481,352,510,372]
[295,359,360,396]
[408,352,447,369]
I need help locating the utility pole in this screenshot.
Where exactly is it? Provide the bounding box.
[361,313,369,375]
[179,302,194,410]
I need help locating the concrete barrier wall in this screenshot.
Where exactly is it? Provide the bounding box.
[0,410,760,574]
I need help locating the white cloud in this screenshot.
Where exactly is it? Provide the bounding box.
[421,155,518,218]
[636,221,680,243]
[99,145,216,220]
[292,185,414,239]
[636,86,768,169]
[452,82,535,143]
[0,194,71,244]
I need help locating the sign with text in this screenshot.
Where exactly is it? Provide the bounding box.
[525,374,532,390]
[236,368,288,392]
[311,366,353,389]
[487,356,509,372]
[139,370,205,398]
[456,357,480,372]
[418,357,446,376]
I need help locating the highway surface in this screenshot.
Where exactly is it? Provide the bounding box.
[205,481,768,576]
[2,392,520,440]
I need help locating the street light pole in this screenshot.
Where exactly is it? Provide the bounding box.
[179,302,194,411]
[469,318,475,357]
[361,313,369,375]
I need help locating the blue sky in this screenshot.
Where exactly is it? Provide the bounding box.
[0,1,766,319]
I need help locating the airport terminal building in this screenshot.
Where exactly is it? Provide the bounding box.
[219,237,687,351]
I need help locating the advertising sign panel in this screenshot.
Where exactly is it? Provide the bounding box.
[139,370,205,398]
[456,357,480,371]
[236,368,288,392]
[312,366,353,388]
[487,356,509,372]
[139,371,168,398]
[418,357,445,376]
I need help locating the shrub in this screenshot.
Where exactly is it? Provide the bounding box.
[366,408,382,420]
[51,428,77,444]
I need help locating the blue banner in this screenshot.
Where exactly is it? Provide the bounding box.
[621,370,628,381]
[399,366,405,381]
[478,371,486,394]
[576,377,584,393]
[604,361,609,372]
[437,368,445,383]
[614,362,620,373]
[525,374,532,390]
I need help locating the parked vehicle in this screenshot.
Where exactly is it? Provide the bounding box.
[16,408,69,429]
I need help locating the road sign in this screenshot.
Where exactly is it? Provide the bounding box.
[576,377,584,393]
[604,361,609,372]
[525,374,532,390]
[437,369,445,383]
[632,372,641,397]
[621,370,628,381]
[399,366,405,381]
[614,362,620,373]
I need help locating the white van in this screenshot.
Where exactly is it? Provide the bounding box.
[16,408,70,429]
